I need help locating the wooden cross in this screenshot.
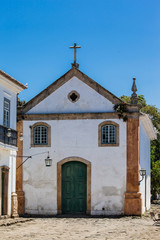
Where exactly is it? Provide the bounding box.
[69,43,81,68]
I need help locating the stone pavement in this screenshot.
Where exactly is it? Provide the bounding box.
[0,203,160,240]
[0,215,160,240]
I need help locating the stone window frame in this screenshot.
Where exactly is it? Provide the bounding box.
[68,90,80,103]
[98,121,119,147]
[30,122,51,147]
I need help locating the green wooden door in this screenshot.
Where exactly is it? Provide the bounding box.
[62,161,87,214]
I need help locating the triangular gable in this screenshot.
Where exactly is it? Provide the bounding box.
[23,67,123,113]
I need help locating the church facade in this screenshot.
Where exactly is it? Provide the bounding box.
[16,66,156,216]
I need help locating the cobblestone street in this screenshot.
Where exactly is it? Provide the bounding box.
[0,215,160,240]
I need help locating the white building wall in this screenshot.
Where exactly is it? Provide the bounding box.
[0,80,17,130]
[27,77,114,114]
[139,121,151,213]
[0,78,16,216]
[0,148,17,216]
[0,74,24,217]
[23,118,126,215]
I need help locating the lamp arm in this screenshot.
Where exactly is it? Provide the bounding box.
[16,151,50,169]
[138,175,144,184]
[138,169,146,185]
[16,156,32,169]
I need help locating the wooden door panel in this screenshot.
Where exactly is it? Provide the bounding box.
[62,161,86,214]
[77,181,86,195]
[1,169,9,215]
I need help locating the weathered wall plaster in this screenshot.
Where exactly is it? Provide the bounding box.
[23,118,127,215]
[21,74,153,216]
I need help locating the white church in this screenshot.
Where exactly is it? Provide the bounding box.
[16,45,156,216]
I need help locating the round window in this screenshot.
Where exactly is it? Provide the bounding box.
[68,91,80,103]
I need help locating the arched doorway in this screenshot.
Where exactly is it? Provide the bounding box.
[1,166,9,215]
[62,161,86,214]
[57,157,91,214]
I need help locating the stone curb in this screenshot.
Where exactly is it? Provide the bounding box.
[0,218,33,227]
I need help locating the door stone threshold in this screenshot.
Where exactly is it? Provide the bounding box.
[21,213,125,219]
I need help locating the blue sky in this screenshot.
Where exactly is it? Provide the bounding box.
[0,0,159,108]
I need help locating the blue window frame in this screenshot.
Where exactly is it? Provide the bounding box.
[33,125,48,145]
[101,124,116,144]
[3,98,10,128]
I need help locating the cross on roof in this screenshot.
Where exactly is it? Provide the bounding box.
[69,43,81,69]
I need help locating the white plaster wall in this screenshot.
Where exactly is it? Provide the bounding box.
[27,77,114,114]
[23,119,126,215]
[9,150,17,193]
[0,148,10,167]
[0,148,17,216]
[139,121,151,213]
[0,80,18,215]
[0,81,17,130]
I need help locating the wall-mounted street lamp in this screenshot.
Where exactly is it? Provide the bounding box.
[17,151,52,169]
[45,152,52,167]
[6,128,12,138]
[19,133,24,141]
[139,169,146,184]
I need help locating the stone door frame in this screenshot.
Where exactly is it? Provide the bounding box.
[1,166,9,216]
[57,157,91,214]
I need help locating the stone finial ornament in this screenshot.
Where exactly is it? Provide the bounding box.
[131,78,138,104]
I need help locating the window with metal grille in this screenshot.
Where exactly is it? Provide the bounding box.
[33,126,48,145]
[101,124,116,144]
[3,98,10,128]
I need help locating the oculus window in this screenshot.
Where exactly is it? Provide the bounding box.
[68,90,80,103]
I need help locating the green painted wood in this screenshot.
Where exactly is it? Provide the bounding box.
[62,161,87,214]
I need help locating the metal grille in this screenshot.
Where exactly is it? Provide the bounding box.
[101,124,116,144]
[0,125,17,146]
[34,126,48,145]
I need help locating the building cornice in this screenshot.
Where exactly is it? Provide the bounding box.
[17,112,140,121]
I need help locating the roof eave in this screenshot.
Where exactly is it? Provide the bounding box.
[0,70,27,91]
[140,113,157,140]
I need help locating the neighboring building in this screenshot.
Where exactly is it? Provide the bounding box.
[0,70,26,217]
[17,66,156,216]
